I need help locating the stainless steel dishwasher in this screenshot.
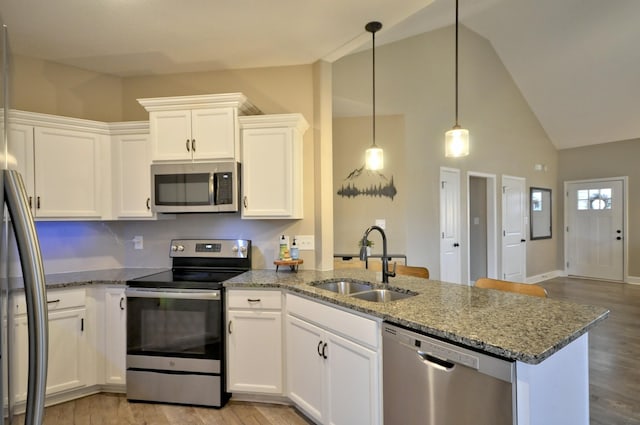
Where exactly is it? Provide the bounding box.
[383,323,516,425]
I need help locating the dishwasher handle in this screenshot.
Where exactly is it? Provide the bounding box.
[417,350,455,371]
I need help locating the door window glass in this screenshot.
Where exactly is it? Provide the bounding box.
[577,188,611,211]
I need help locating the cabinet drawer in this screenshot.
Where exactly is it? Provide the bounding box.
[14,288,86,316]
[227,289,282,310]
[286,294,379,349]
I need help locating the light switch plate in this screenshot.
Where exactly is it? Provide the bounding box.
[295,235,315,250]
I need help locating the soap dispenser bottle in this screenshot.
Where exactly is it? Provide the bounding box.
[290,238,299,260]
[279,235,288,260]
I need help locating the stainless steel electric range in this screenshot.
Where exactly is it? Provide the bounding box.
[125,239,251,408]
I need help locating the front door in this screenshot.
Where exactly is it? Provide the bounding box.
[565,178,624,281]
[501,175,526,282]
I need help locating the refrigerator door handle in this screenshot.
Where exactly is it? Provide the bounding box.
[4,169,48,425]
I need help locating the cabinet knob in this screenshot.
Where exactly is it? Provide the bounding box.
[186,139,191,152]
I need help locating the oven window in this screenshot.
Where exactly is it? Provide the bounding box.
[155,173,211,206]
[127,295,222,360]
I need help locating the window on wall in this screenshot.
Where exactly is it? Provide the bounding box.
[577,188,612,210]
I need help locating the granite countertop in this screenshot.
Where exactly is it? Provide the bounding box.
[19,268,166,289]
[224,269,609,365]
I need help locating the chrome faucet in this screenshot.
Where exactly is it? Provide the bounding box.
[359,225,396,283]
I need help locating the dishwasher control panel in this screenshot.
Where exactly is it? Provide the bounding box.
[414,337,480,369]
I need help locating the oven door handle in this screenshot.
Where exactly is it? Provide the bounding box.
[125,289,220,300]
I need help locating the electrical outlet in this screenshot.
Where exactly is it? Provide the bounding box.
[133,236,144,250]
[295,235,315,250]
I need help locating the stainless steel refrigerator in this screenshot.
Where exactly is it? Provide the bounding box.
[1,21,49,425]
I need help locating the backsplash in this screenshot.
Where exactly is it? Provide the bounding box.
[31,215,313,275]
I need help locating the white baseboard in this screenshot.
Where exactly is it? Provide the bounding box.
[526,270,565,284]
[627,276,640,285]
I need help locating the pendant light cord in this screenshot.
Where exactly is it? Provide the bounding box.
[454,0,459,127]
[372,27,377,146]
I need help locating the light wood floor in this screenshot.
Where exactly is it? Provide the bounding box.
[540,276,640,425]
[14,276,640,424]
[13,394,312,425]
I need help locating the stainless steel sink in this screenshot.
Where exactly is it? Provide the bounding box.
[349,289,416,302]
[311,280,374,295]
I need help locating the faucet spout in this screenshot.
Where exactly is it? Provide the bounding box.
[359,225,396,283]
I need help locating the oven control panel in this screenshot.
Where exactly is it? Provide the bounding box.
[170,239,250,258]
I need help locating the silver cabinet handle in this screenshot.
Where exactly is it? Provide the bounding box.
[186,139,190,152]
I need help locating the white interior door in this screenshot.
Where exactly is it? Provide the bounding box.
[566,179,624,281]
[440,168,461,284]
[501,175,526,282]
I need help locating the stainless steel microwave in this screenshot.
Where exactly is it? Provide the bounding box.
[150,162,240,213]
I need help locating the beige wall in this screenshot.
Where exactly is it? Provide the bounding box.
[333,25,559,281]
[333,115,406,256]
[12,55,123,121]
[558,139,640,278]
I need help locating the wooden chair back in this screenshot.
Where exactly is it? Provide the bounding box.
[368,262,430,279]
[333,258,429,279]
[474,277,547,298]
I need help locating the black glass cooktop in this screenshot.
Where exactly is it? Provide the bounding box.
[128,268,247,289]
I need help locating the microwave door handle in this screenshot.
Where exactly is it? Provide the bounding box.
[210,173,216,205]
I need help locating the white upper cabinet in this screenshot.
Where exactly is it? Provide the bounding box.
[110,122,154,219]
[9,111,108,219]
[240,114,308,219]
[138,93,260,163]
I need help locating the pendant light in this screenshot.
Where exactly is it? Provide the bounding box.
[445,0,470,157]
[365,21,383,170]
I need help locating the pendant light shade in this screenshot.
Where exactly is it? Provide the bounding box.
[445,0,470,158]
[365,21,383,170]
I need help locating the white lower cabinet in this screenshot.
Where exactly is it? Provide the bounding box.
[286,294,381,425]
[103,287,127,385]
[226,289,283,395]
[13,288,88,402]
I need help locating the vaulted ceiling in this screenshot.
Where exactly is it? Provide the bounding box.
[2,0,638,149]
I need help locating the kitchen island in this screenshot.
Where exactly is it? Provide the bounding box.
[225,268,609,425]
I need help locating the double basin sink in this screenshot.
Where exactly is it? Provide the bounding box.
[310,280,416,302]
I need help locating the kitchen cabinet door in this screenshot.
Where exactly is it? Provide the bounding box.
[286,314,326,424]
[227,310,282,394]
[104,287,127,386]
[240,114,307,219]
[7,123,35,208]
[325,331,379,425]
[191,107,236,160]
[33,126,102,218]
[149,110,192,161]
[13,307,87,402]
[112,131,154,218]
